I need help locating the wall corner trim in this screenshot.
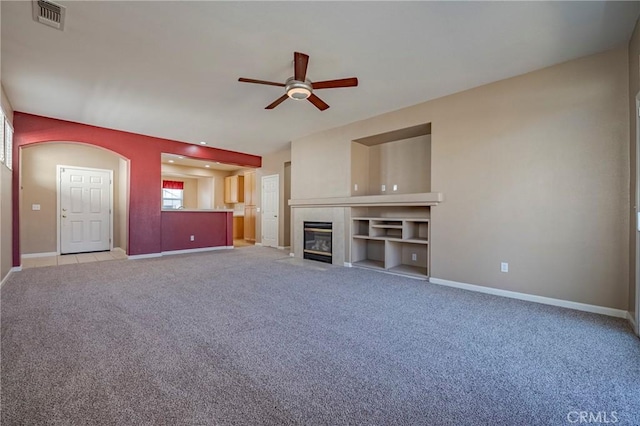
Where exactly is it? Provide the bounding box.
[627,311,638,331]
[429,277,628,319]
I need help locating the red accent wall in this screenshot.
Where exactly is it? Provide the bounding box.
[12,113,261,266]
[160,211,232,251]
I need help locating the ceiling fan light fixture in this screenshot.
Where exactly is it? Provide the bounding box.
[285,78,312,100]
[287,87,311,100]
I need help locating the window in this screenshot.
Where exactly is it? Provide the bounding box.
[162,180,184,209]
[5,119,13,170]
[0,112,4,164]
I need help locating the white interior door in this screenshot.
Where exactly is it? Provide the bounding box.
[59,166,112,254]
[261,174,279,248]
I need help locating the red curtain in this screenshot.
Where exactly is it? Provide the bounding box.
[162,180,184,190]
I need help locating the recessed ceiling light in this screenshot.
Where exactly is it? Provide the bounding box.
[168,160,174,163]
[200,141,207,145]
[205,164,210,168]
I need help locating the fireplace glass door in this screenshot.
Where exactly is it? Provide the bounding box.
[303,222,332,263]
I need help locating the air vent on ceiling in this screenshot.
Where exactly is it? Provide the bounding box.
[32,0,66,31]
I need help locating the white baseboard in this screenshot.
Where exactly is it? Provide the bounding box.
[1,270,13,288]
[429,277,628,319]
[161,246,234,256]
[0,267,21,288]
[255,243,263,247]
[127,253,162,260]
[22,251,57,259]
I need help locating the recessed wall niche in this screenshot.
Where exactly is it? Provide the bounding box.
[351,123,431,196]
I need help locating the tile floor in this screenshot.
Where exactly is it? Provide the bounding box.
[22,244,253,269]
[21,249,128,269]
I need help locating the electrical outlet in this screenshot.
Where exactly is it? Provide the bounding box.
[190,235,195,241]
[381,184,386,192]
[354,183,358,191]
[393,184,398,192]
[32,204,41,211]
[501,262,509,273]
[411,253,417,261]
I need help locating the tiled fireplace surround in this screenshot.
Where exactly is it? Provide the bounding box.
[292,206,349,266]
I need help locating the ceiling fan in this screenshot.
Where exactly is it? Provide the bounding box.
[238,52,358,111]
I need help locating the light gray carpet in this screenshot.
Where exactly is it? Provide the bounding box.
[2,246,639,425]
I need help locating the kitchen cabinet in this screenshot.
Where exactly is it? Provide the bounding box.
[233,216,244,239]
[224,175,244,204]
[244,206,256,242]
[244,170,255,206]
[244,170,257,242]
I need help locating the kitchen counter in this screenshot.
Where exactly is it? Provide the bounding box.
[162,209,233,212]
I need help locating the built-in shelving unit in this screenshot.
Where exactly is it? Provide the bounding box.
[351,210,430,279]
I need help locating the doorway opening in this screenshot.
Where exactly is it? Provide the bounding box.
[261,174,279,247]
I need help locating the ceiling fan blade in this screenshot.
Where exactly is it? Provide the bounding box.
[307,94,329,111]
[265,94,289,109]
[238,78,285,87]
[312,77,359,89]
[294,52,309,82]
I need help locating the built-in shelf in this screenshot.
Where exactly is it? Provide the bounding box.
[351,214,430,279]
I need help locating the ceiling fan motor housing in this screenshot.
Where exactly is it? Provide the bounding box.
[285,77,312,100]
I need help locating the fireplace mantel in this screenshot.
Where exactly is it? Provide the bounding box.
[289,192,443,208]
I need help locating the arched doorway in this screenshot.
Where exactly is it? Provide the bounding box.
[19,142,129,261]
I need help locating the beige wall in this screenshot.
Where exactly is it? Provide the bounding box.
[258,147,291,247]
[20,143,127,254]
[291,47,629,310]
[1,84,14,281]
[629,18,640,322]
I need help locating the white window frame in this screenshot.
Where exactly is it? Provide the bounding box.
[4,118,13,170]
[162,188,184,209]
[0,110,5,164]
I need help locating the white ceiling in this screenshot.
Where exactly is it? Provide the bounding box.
[2,1,639,157]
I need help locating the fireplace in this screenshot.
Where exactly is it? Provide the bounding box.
[303,222,332,264]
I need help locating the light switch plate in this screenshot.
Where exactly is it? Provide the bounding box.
[32,204,41,211]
